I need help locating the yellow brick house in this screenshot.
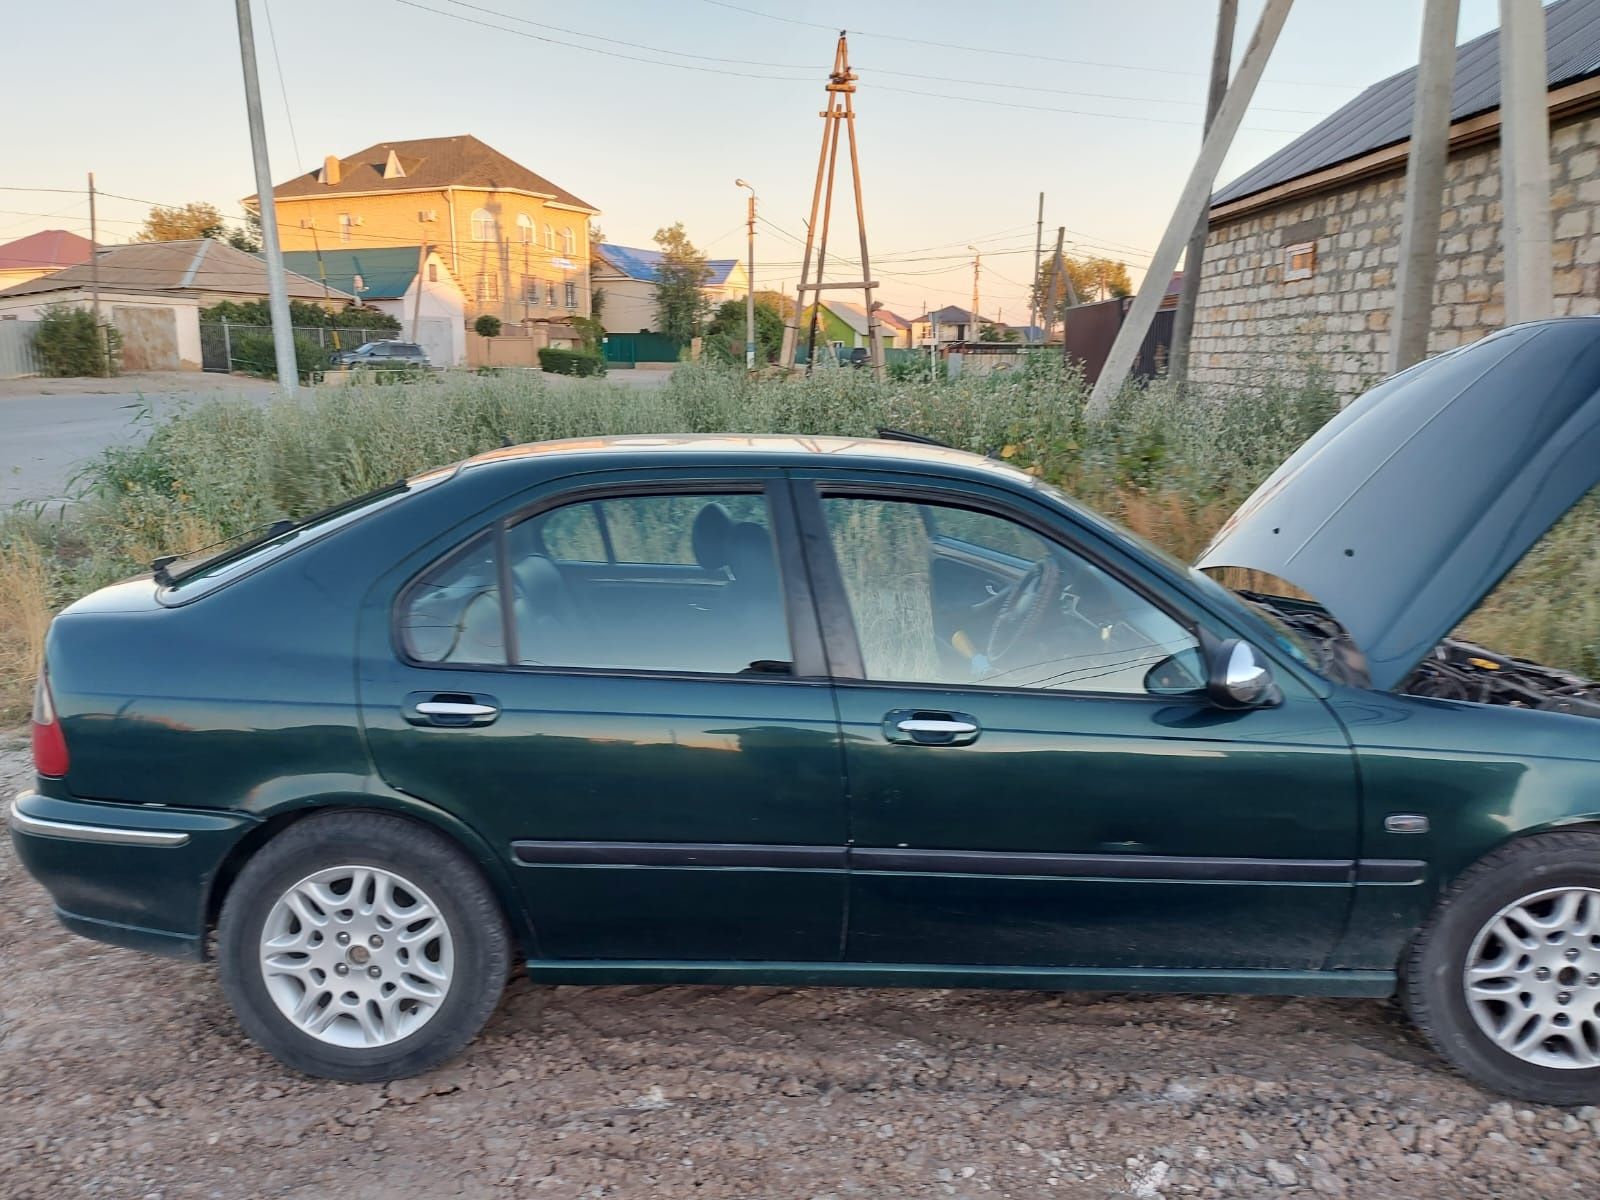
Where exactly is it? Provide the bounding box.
[252,135,599,328]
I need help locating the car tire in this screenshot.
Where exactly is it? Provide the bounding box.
[1404,831,1600,1104]
[217,811,510,1082]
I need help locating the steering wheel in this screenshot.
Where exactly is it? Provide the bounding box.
[986,557,1063,666]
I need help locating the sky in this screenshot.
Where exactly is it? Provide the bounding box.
[3,0,1512,321]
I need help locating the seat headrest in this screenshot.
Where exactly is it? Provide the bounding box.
[691,502,735,571]
[727,522,776,582]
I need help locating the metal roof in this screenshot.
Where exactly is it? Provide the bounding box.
[594,244,740,286]
[280,247,426,301]
[1214,0,1600,208]
[0,229,94,273]
[0,239,346,301]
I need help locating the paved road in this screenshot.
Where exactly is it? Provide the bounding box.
[0,375,276,508]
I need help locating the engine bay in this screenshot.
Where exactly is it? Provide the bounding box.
[1242,592,1600,720]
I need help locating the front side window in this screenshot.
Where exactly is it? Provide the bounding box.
[544,224,557,251]
[471,208,496,242]
[561,227,576,256]
[821,496,1199,695]
[564,281,578,309]
[516,213,534,243]
[399,492,792,676]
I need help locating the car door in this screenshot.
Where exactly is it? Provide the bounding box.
[359,470,847,963]
[790,473,1360,973]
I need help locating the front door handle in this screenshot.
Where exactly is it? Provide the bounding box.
[882,708,981,746]
[404,691,500,728]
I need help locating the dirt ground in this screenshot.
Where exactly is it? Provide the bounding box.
[1,733,1597,1200]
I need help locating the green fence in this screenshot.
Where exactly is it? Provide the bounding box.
[601,332,683,367]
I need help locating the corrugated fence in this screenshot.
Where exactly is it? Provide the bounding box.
[0,320,41,379]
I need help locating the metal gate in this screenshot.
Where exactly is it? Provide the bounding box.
[0,320,41,378]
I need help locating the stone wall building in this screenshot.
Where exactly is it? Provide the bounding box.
[1191,0,1600,399]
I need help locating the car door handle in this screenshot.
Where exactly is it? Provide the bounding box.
[882,709,981,746]
[404,692,500,727]
[416,701,498,717]
[897,718,978,735]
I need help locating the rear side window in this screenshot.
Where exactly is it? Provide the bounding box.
[397,491,793,675]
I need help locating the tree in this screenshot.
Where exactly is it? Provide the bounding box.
[980,321,1020,343]
[199,299,400,333]
[1030,254,1135,324]
[473,314,503,338]
[652,222,711,343]
[137,201,260,252]
[705,296,785,364]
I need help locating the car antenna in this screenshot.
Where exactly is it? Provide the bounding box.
[876,427,953,449]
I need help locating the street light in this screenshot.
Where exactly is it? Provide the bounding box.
[736,179,757,372]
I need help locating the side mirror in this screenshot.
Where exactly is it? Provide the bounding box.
[1206,637,1279,710]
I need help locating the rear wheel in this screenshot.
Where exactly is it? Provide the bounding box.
[1405,832,1600,1104]
[217,811,510,1081]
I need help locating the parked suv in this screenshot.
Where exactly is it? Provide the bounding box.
[333,341,431,369]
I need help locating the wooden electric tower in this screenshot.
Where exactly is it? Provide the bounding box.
[780,33,885,381]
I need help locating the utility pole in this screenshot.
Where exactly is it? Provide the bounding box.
[781,33,885,380]
[1499,0,1553,324]
[234,0,298,396]
[1390,0,1461,373]
[1168,0,1236,387]
[411,242,428,343]
[1045,226,1067,341]
[1089,0,1294,416]
[736,179,757,371]
[1029,191,1044,337]
[308,222,341,353]
[969,245,981,341]
[86,172,108,377]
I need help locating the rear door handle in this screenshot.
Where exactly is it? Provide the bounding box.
[882,708,981,746]
[404,691,500,727]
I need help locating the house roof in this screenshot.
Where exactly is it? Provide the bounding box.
[0,239,347,301]
[261,134,598,213]
[875,308,911,331]
[594,244,740,286]
[0,229,94,273]
[924,305,976,325]
[1214,0,1600,208]
[280,247,437,301]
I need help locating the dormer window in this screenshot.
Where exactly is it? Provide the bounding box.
[382,149,406,180]
[517,214,534,243]
[472,208,496,242]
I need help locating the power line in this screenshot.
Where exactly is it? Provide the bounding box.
[263,0,304,172]
[696,0,1361,89]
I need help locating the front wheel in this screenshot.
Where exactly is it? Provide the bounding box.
[1405,832,1600,1104]
[217,811,510,1081]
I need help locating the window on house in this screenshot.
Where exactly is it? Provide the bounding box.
[546,282,558,306]
[427,263,438,283]
[1284,240,1317,281]
[516,213,534,243]
[475,273,499,303]
[523,277,541,303]
[338,213,352,243]
[564,281,578,309]
[472,208,496,242]
[544,224,556,252]
[561,227,576,256]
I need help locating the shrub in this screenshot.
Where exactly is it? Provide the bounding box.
[538,347,604,376]
[34,305,119,377]
[232,332,329,382]
[473,314,503,338]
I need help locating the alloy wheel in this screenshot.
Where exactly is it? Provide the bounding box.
[1464,886,1600,1069]
[258,865,455,1049]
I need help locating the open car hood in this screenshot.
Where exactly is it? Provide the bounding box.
[1195,319,1600,690]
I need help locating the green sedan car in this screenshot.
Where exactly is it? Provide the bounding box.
[12,320,1600,1100]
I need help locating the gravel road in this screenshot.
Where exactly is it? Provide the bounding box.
[1,734,1596,1199]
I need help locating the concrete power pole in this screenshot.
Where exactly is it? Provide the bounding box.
[737,179,757,371]
[1088,0,1294,416]
[87,172,109,377]
[1390,0,1461,373]
[234,0,298,396]
[1168,0,1237,387]
[1499,0,1553,324]
[1028,192,1044,336]
[969,246,981,341]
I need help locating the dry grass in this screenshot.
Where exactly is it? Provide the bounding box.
[0,535,51,721]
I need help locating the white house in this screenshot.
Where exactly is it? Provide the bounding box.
[280,246,468,366]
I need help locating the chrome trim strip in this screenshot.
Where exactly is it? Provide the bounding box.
[9,800,190,848]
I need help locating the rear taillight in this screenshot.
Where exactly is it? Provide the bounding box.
[31,670,69,778]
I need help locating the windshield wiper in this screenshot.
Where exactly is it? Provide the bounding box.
[152,479,409,588]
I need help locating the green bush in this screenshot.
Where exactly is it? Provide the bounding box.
[473,314,503,338]
[538,347,604,376]
[200,299,400,333]
[34,305,120,377]
[232,332,329,382]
